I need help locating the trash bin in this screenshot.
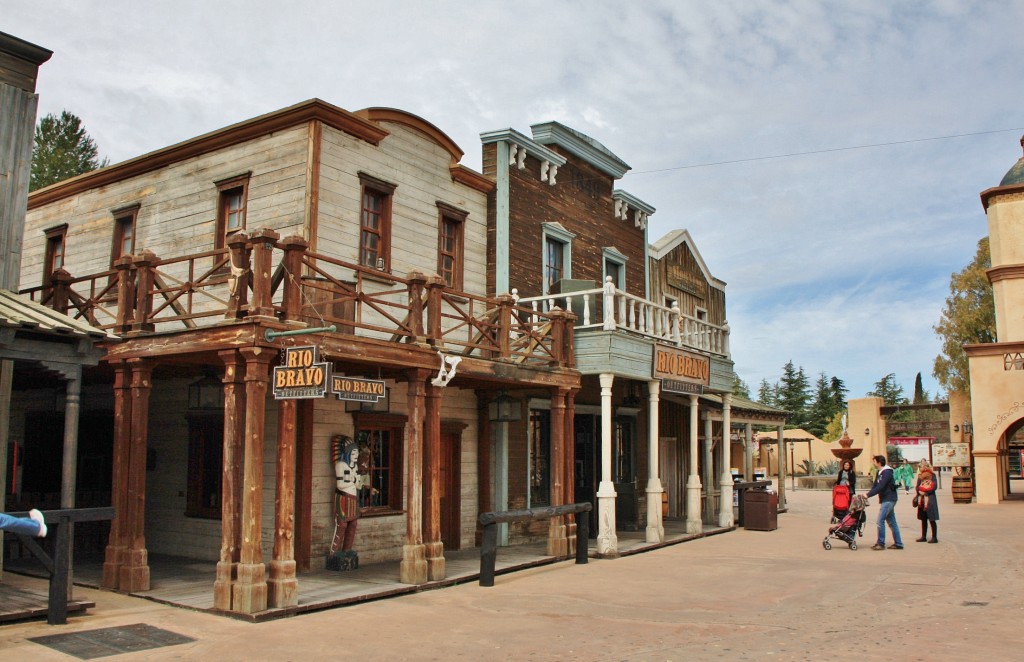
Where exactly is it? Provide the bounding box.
[744,489,778,531]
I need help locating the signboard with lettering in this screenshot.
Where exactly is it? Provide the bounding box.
[653,346,710,387]
[273,345,331,400]
[332,376,387,403]
[666,263,707,298]
[931,442,971,468]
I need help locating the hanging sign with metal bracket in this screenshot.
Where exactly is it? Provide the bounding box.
[332,375,387,403]
[273,345,331,399]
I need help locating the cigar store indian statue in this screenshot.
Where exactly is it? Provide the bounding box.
[327,434,371,571]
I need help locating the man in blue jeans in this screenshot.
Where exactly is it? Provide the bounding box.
[865,455,903,550]
[0,509,47,538]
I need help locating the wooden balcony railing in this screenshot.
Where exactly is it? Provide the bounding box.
[20,230,575,368]
[514,277,730,358]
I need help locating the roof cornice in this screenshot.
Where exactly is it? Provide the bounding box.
[530,121,629,178]
[28,99,389,209]
[479,128,566,166]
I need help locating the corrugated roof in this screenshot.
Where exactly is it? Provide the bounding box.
[0,289,112,340]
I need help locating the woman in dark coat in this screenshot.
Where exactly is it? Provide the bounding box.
[915,460,940,543]
[835,459,857,495]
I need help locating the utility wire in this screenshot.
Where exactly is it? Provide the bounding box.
[631,127,1024,175]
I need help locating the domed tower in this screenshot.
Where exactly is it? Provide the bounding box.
[966,137,1024,504]
[982,136,1024,342]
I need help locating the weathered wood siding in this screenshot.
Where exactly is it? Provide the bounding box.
[486,146,647,299]
[317,122,488,295]
[22,125,310,287]
[648,241,727,326]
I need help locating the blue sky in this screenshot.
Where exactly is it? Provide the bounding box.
[8,1,1024,400]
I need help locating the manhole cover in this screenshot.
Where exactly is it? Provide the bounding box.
[29,623,194,660]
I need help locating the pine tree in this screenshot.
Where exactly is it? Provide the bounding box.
[777,361,810,427]
[806,373,837,438]
[731,374,751,399]
[756,378,777,407]
[829,376,848,411]
[30,110,108,191]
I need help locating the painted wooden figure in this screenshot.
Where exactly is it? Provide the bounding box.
[327,434,367,570]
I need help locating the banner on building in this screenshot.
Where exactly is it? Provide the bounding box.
[273,345,331,399]
[886,436,934,463]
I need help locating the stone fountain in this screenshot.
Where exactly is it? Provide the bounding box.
[831,429,863,470]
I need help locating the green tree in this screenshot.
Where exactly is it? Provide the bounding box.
[30,110,108,191]
[756,378,777,407]
[806,373,838,438]
[868,373,911,422]
[731,374,751,399]
[823,411,844,443]
[912,372,928,404]
[777,360,810,427]
[829,376,848,411]
[933,237,996,394]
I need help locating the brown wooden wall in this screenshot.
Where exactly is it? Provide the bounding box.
[649,241,727,326]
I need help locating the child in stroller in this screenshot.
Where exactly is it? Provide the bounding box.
[823,494,868,550]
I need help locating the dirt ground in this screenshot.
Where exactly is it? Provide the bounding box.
[2,482,1022,661]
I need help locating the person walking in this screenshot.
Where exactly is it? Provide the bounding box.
[915,460,940,543]
[896,459,915,494]
[866,455,903,550]
[0,509,46,538]
[835,459,857,495]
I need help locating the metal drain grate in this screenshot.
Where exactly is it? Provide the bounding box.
[29,623,194,660]
[962,601,990,607]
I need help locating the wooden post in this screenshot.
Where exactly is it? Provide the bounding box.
[278,235,308,324]
[225,232,251,321]
[119,359,153,592]
[564,388,577,554]
[475,390,492,548]
[423,381,444,580]
[232,346,274,613]
[424,273,445,346]
[496,294,514,359]
[268,396,298,607]
[129,251,156,334]
[547,387,568,557]
[213,350,245,610]
[102,361,131,590]
[406,271,427,345]
[248,229,280,320]
[114,255,135,334]
[49,268,71,314]
[549,308,566,366]
[60,370,82,601]
[400,369,429,585]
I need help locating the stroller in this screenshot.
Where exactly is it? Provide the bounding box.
[823,494,868,550]
[831,484,852,523]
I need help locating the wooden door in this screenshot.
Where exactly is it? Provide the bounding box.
[439,429,461,550]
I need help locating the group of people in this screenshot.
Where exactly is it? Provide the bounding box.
[835,455,940,550]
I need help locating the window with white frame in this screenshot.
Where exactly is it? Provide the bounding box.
[602,247,627,290]
[541,223,575,294]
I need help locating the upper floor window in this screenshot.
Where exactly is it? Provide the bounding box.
[215,173,251,250]
[602,247,627,290]
[43,224,68,285]
[541,222,575,295]
[358,173,397,270]
[437,202,467,290]
[111,204,140,267]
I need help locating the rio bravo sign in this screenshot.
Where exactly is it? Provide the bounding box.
[272,345,386,403]
[653,346,710,394]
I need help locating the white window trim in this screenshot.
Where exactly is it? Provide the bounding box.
[541,222,575,295]
[602,246,628,290]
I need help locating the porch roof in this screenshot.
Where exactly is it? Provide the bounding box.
[0,288,112,341]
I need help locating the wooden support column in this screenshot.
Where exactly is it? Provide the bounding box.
[268,396,298,607]
[400,370,429,585]
[719,394,734,527]
[119,358,153,592]
[232,346,274,614]
[564,388,577,554]
[547,387,568,557]
[645,380,665,543]
[596,373,618,556]
[214,350,245,610]
[423,381,444,581]
[776,423,788,510]
[475,390,492,548]
[685,394,702,534]
[102,361,131,589]
[60,368,82,601]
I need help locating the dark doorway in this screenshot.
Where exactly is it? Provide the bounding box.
[439,427,462,550]
[573,414,596,537]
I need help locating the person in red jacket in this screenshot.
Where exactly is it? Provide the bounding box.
[915,460,940,543]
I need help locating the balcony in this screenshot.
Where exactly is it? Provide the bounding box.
[20,229,575,370]
[514,277,730,358]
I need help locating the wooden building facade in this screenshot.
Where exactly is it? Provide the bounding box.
[481,122,786,555]
[15,100,579,614]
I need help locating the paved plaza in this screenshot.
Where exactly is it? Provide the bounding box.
[2,483,1022,660]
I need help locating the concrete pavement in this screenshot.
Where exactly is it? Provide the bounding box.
[2,484,1022,661]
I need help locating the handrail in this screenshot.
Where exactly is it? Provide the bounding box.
[9,507,116,625]
[476,502,591,587]
[515,280,731,357]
